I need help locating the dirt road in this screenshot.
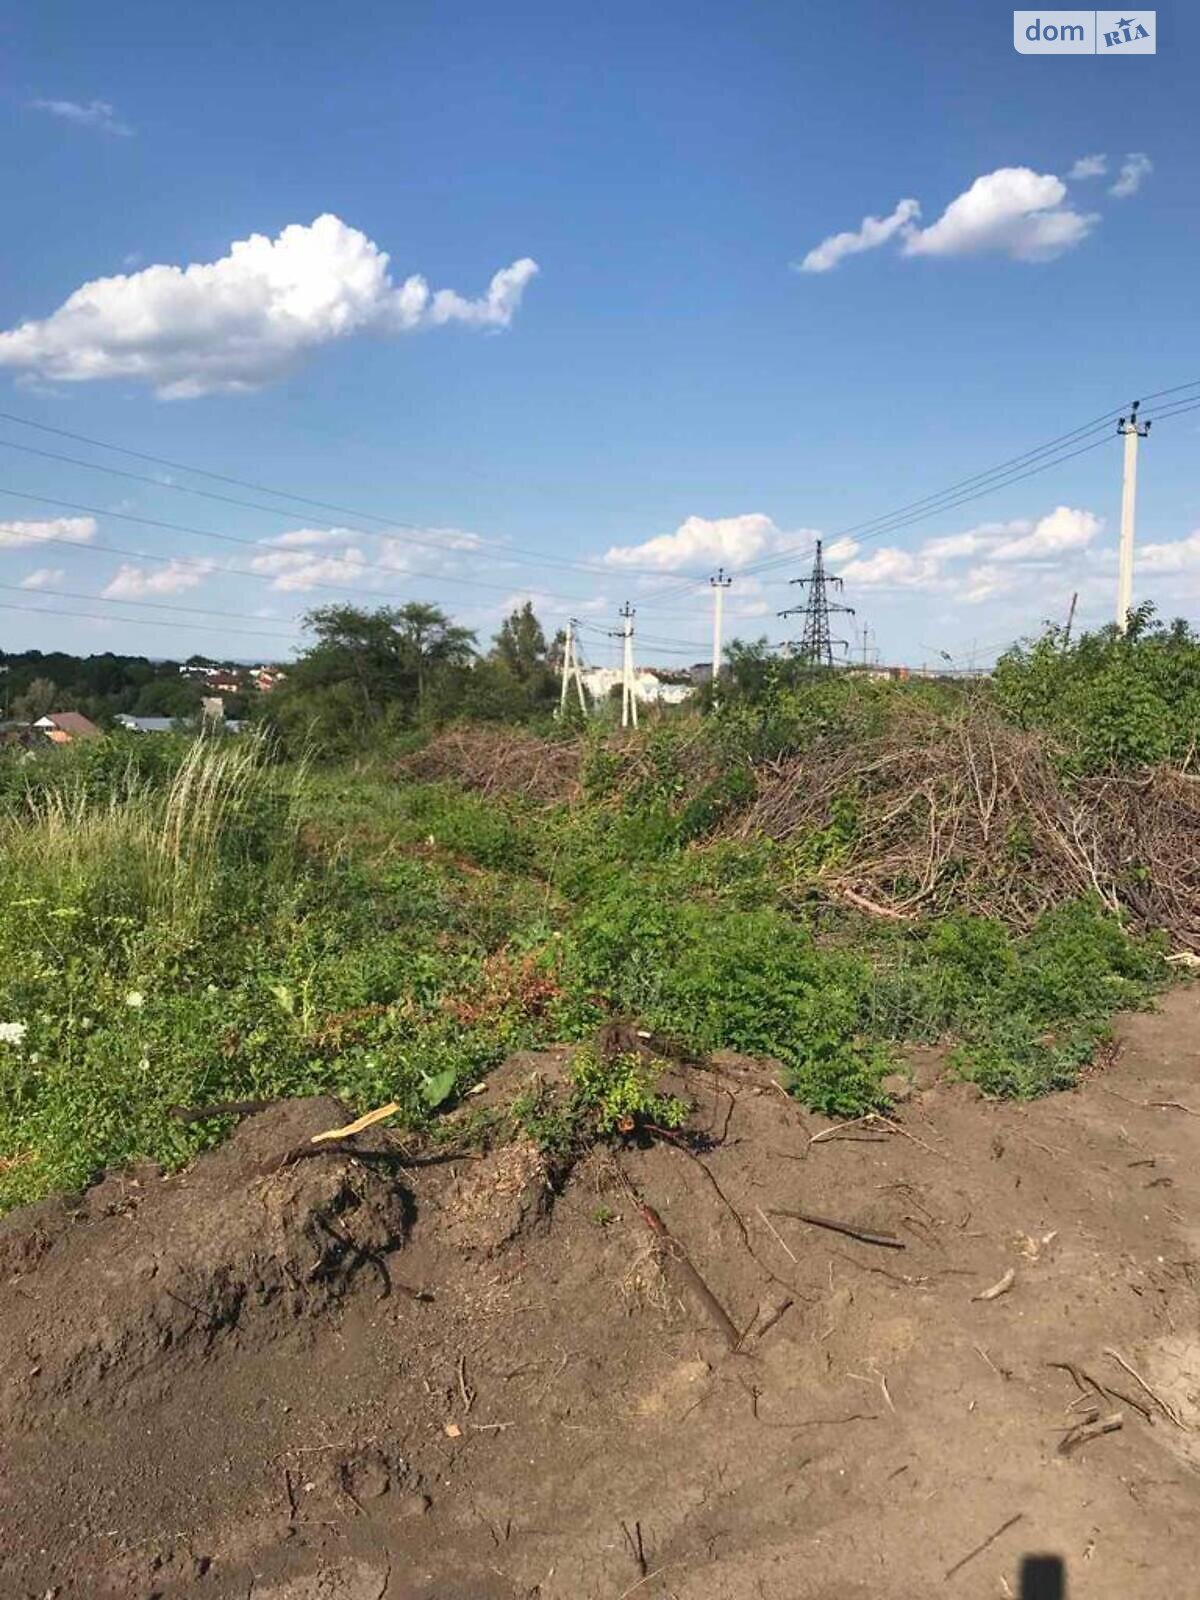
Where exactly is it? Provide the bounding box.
[2,991,1198,1598]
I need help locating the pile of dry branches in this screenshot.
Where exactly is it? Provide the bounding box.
[730,707,1200,948]
[397,726,584,805]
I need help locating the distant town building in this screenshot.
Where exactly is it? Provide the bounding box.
[580,667,695,707]
[32,711,102,744]
[115,715,180,734]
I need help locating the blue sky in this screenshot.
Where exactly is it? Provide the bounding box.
[0,0,1196,670]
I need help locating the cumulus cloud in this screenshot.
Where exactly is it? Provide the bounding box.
[1110,152,1152,198]
[247,546,369,592]
[18,567,66,589]
[903,168,1097,262]
[797,197,920,273]
[1137,528,1200,573]
[824,537,859,563]
[962,563,1021,604]
[604,513,814,573]
[30,97,131,136]
[834,547,945,590]
[0,514,96,548]
[263,526,357,550]
[920,524,1014,560]
[1068,154,1108,179]
[988,505,1101,561]
[378,528,486,572]
[0,214,540,398]
[102,560,211,598]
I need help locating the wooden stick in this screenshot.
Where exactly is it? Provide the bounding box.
[310,1101,400,1144]
[944,1512,1024,1581]
[1103,1347,1187,1429]
[769,1207,904,1250]
[1059,1412,1122,1456]
[756,1206,799,1263]
[638,1201,740,1350]
[169,1098,275,1124]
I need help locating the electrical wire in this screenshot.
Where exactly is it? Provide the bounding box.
[0,597,299,643]
[632,381,1200,610]
[0,578,303,631]
[0,482,598,608]
[0,410,671,583]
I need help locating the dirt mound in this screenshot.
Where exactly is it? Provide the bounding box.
[396,726,584,804]
[0,1096,409,1426]
[3,1004,1200,1598]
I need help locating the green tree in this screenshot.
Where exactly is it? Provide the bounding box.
[268,603,476,751]
[492,601,549,681]
[12,676,58,721]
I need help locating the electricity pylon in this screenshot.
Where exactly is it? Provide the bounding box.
[778,539,855,668]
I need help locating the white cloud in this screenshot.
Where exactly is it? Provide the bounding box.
[0,214,539,398]
[903,168,1097,262]
[247,546,369,591]
[30,97,131,136]
[824,537,859,563]
[961,563,1020,604]
[102,560,211,598]
[1068,154,1107,179]
[604,513,814,573]
[920,522,1020,560]
[18,567,66,589]
[988,505,1101,560]
[1137,528,1200,573]
[1109,152,1152,199]
[0,514,96,548]
[378,528,486,571]
[834,547,945,590]
[263,526,357,550]
[797,198,920,274]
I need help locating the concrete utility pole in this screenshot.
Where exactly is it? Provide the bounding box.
[558,618,587,716]
[618,602,638,729]
[709,567,732,693]
[1115,401,1151,633]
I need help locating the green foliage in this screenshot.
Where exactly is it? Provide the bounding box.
[0,670,1178,1215]
[512,1047,687,1156]
[865,898,1165,1098]
[568,889,889,1116]
[993,607,1200,772]
[571,1049,688,1133]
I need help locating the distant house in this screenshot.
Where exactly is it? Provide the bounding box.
[33,712,102,744]
[115,715,180,734]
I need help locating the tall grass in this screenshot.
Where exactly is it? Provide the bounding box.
[0,735,296,944]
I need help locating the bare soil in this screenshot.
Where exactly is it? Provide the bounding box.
[2,991,1199,1599]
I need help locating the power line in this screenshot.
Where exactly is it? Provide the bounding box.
[0,410,670,583]
[0,596,299,644]
[632,381,1200,608]
[0,578,303,632]
[0,483,598,608]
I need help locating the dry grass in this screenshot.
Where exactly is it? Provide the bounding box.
[730,706,1200,948]
[397,726,584,804]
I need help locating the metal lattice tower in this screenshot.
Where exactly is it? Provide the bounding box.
[778,539,855,669]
